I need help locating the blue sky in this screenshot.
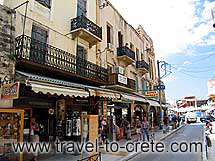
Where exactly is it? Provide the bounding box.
[109,0,215,103]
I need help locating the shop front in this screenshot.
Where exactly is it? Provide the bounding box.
[147,99,161,128]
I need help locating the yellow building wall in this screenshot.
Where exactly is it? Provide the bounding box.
[4,0,98,66]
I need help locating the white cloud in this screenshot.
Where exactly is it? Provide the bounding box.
[108,0,215,58]
[183,61,192,65]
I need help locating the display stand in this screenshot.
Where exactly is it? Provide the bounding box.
[0,109,24,161]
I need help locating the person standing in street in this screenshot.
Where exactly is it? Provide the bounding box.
[31,117,40,161]
[163,115,168,133]
[141,117,150,142]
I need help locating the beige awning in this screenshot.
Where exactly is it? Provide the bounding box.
[147,99,160,107]
[95,90,121,99]
[30,81,89,97]
[121,94,147,103]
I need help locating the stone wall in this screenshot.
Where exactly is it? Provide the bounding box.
[0,4,15,107]
[0,4,15,83]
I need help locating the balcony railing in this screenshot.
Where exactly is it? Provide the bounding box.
[15,35,108,84]
[109,73,136,90]
[71,15,102,40]
[136,60,150,71]
[117,46,135,62]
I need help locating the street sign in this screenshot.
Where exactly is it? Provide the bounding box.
[145,91,158,97]
[154,85,165,90]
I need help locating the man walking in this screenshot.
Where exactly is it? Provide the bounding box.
[141,117,150,142]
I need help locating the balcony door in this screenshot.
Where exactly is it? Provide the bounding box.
[77,0,87,17]
[76,45,88,77]
[118,31,123,47]
[30,25,48,64]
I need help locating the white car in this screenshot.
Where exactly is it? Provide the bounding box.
[186,112,197,123]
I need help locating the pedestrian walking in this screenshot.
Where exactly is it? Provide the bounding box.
[126,123,131,140]
[141,117,150,142]
[31,117,40,161]
[163,116,168,133]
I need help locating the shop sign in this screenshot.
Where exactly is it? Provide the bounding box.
[145,91,158,97]
[88,115,98,143]
[0,82,20,100]
[118,74,127,85]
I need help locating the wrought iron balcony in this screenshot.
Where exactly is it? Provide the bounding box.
[71,15,102,47]
[108,73,136,91]
[136,60,150,74]
[117,46,135,65]
[15,35,108,85]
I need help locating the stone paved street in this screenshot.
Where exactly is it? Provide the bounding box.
[40,127,179,161]
[131,124,203,161]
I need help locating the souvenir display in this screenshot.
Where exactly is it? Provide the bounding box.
[0,110,24,161]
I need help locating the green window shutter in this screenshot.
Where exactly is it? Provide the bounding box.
[135,77,138,92]
[142,80,146,94]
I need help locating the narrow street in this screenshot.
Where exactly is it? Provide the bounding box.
[131,124,203,161]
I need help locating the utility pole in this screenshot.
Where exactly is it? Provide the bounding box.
[157,60,163,129]
[157,60,171,129]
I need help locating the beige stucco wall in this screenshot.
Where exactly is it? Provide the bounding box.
[100,2,157,95]
[4,0,98,65]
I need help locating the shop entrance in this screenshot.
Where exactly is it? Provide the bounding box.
[149,106,158,128]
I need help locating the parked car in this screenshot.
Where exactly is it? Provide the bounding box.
[186,112,197,123]
[201,116,215,123]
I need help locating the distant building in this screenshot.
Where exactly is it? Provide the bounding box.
[177,96,208,108]
[208,79,215,102]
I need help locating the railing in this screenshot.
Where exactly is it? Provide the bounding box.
[71,15,102,40]
[109,73,136,90]
[117,46,135,60]
[136,60,150,71]
[15,35,108,83]
[77,153,101,161]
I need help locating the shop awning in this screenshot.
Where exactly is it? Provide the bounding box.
[30,81,89,97]
[16,71,120,99]
[121,94,147,103]
[147,99,160,107]
[95,90,120,99]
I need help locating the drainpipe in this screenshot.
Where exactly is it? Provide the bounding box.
[96,0,101,66]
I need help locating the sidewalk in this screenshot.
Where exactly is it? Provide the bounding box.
[40,125,184,161]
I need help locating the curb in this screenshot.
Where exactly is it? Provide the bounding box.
[119,125,186,161]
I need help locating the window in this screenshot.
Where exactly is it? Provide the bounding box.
[107,24,113,45]
[118,31,123,47]
[136,48,139,61]
[30,25,48,63]
[141,53,144,60]
[31,25,48,43]
[77,45,87,60]
[142,80,147,94]
[77,0,87,17]
[135,77,138,92]
[130,43,134,51]
[35,0,51,9]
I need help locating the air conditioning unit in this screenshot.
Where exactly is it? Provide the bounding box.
[107,43,114,51]
[112,66,125,75]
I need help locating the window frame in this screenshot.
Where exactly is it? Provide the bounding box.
[35,0,51,9]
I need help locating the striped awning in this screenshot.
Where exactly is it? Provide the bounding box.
[121,94,148,103]
[30,81,89,97]
[16,71,120,99]
[147,99,160,107]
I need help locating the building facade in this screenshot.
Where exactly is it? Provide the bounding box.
[1,0,164,147]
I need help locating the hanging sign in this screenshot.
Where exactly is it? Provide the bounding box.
[145,91,158,97]
[0,82,20,100]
